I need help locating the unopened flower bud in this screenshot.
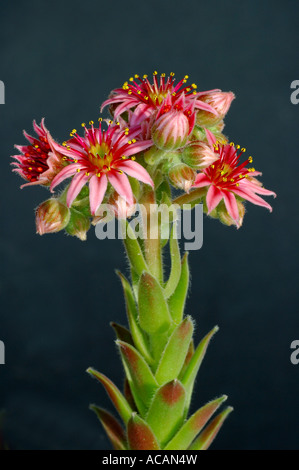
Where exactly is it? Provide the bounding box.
[182,141,219,170]
[196,92,235,126]
[152,111,189,151]
[65,209,91,241]
[217,200,245,229]
[36,199,70,235]
[168,163,196,192]
[108,191,137,220]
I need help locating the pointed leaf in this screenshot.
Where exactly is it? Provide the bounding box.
[181,326,219,410]
[117,271,153,364]
[168,253,190,324]
[127,413,160,450]
[188,407,233,450]
[117,341,158,413]
[89,405,127,450]
[87,368,132,424]
[110,322,133,345]
[124,379,138,412]
[146,380,186,448]
[155,317,194,385]
[180,339,194,378]
[164,225,182,299]
[165,395,228,450]
[123,221,149,277]
[138,272,172,334]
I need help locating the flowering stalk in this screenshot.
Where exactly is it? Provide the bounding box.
[11,71,276,450]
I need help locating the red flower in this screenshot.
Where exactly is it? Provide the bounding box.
[11,119,64,187]
[193,130,276,227]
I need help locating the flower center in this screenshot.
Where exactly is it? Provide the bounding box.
[88,142,113,171]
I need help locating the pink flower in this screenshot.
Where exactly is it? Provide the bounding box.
[192,130,276,227]
[11,119,65,187]
[101,72,218,126]
[50,121,154,215]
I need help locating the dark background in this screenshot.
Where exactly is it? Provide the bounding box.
[0,0,298,450]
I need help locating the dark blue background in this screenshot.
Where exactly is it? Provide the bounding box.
[0,0,298,450]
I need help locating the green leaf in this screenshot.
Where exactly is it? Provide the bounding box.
[116,341,158,414]
[188,407,233,450]
[89,405,127,450]
[123,221,149,277]
[179,339,194,378]
[87,368,132,425]
[168,253,190,324]
[127,413,160,450]
[164,395,228,450]
[138,272,172,335]
[124,379,138,412]
[181,326,219,411]
[110,322,133,345]
[146,380,186,448]
[117,271,153,365]
[155,317,194,385]
[164,226,182,299]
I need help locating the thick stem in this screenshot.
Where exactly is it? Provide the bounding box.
[140,187,163,284]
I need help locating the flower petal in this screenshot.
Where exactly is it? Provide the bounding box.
[50,164,84,191]
[122,140,153,158]
[205,129,217,148]
[194,100,218,115]
[206,185,224,213]
[193,172,211,188]
[223,191,239,221]
[233,187,273,212]
[66,171,90,208]
[89,174,108,215]
[108,171,134,205]
[117,160,154,187]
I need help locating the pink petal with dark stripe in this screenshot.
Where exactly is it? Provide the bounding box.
[122,140,153,157]
[205,129,217,147]
[206,185,224,213]
[108,171,134,205]
[233,187,273,212]
[223,191,239,221]
[117,160,154,187]
[50,164,84,191]
[193,173,211,188]
[66,171,90,208]
[89,174,108,215]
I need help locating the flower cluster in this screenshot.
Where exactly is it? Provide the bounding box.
[11,71,275,238]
